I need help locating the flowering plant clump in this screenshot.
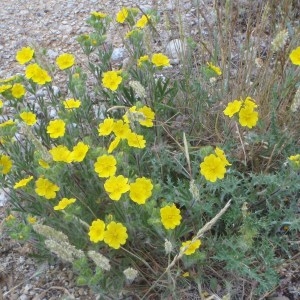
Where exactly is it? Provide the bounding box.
[2,6,300,299]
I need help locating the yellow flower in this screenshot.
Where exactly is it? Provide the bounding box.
[207,62,222,76]
[46,119,66,138]
[200,154,226,182]
[103,221,128,249]
[151,53,170,67]
[98,118,115,136]
[137,106,155,127]
[16,47,34,64]
[49,145,73,163]
[181,239,201,255]
[108,137,121,154]
[129,177,153,204]
[288,154,300,168]
[35,177,60,199]
[63,98,81,109]
[113,120,131,139]
[125,29,140,39]
[223,100,242,118]
[91,11,107,18]
[137,55,149,67]
[135,15,149,28]
[14,176,34,189]
[0,100,3,108]
[243,97,258,110]
[20,111,37,126]
[123,106,139,123]
[94,155,117,178]
[0,76,16,83]
[27,216,37,224]
[0,119,15,127]
[126,132,146,149]
[71,142,89,162]
[102,70,122,91]
[38,159,50,169]
[11,83,26,98]
[54,198,76,210]
[5,214,15,222]
[88,219,106,243]
[0,84,12,93]
[289,46,300,65]
[0,154,12,174]
[25,64,52,85]
[104,175,130,201]
[160,204,182,230]
[215,147,231,166]
[25,64,39,79]
[56,53,75,70]
[116,7,128,23]
[238,107,259,128]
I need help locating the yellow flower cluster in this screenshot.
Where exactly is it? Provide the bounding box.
[88,219,128,249]
[25,63,52,85]
[49,141,89,163]
[288,154,300,168]
[98,114,154,151]
[200,147,231,182]
[94,154,153,202]
[124,106,155,127]
[137,53,170,68]
[223,97,259,128]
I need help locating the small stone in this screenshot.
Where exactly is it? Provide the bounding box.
[23,283,32,294]
[165,39,187,61]
[36,88,47,97]
[19,295,28,300]
[140,5,152,12]
[9,293,19,300]
[78,288,85,295]
[51,86,60,96]
[111,47,127,62]
[47,49,58,59]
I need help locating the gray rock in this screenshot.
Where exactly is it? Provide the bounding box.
[165,39,187,61]
[47,49,58,59]
[51,85,60,96]
[111,47,127,62]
